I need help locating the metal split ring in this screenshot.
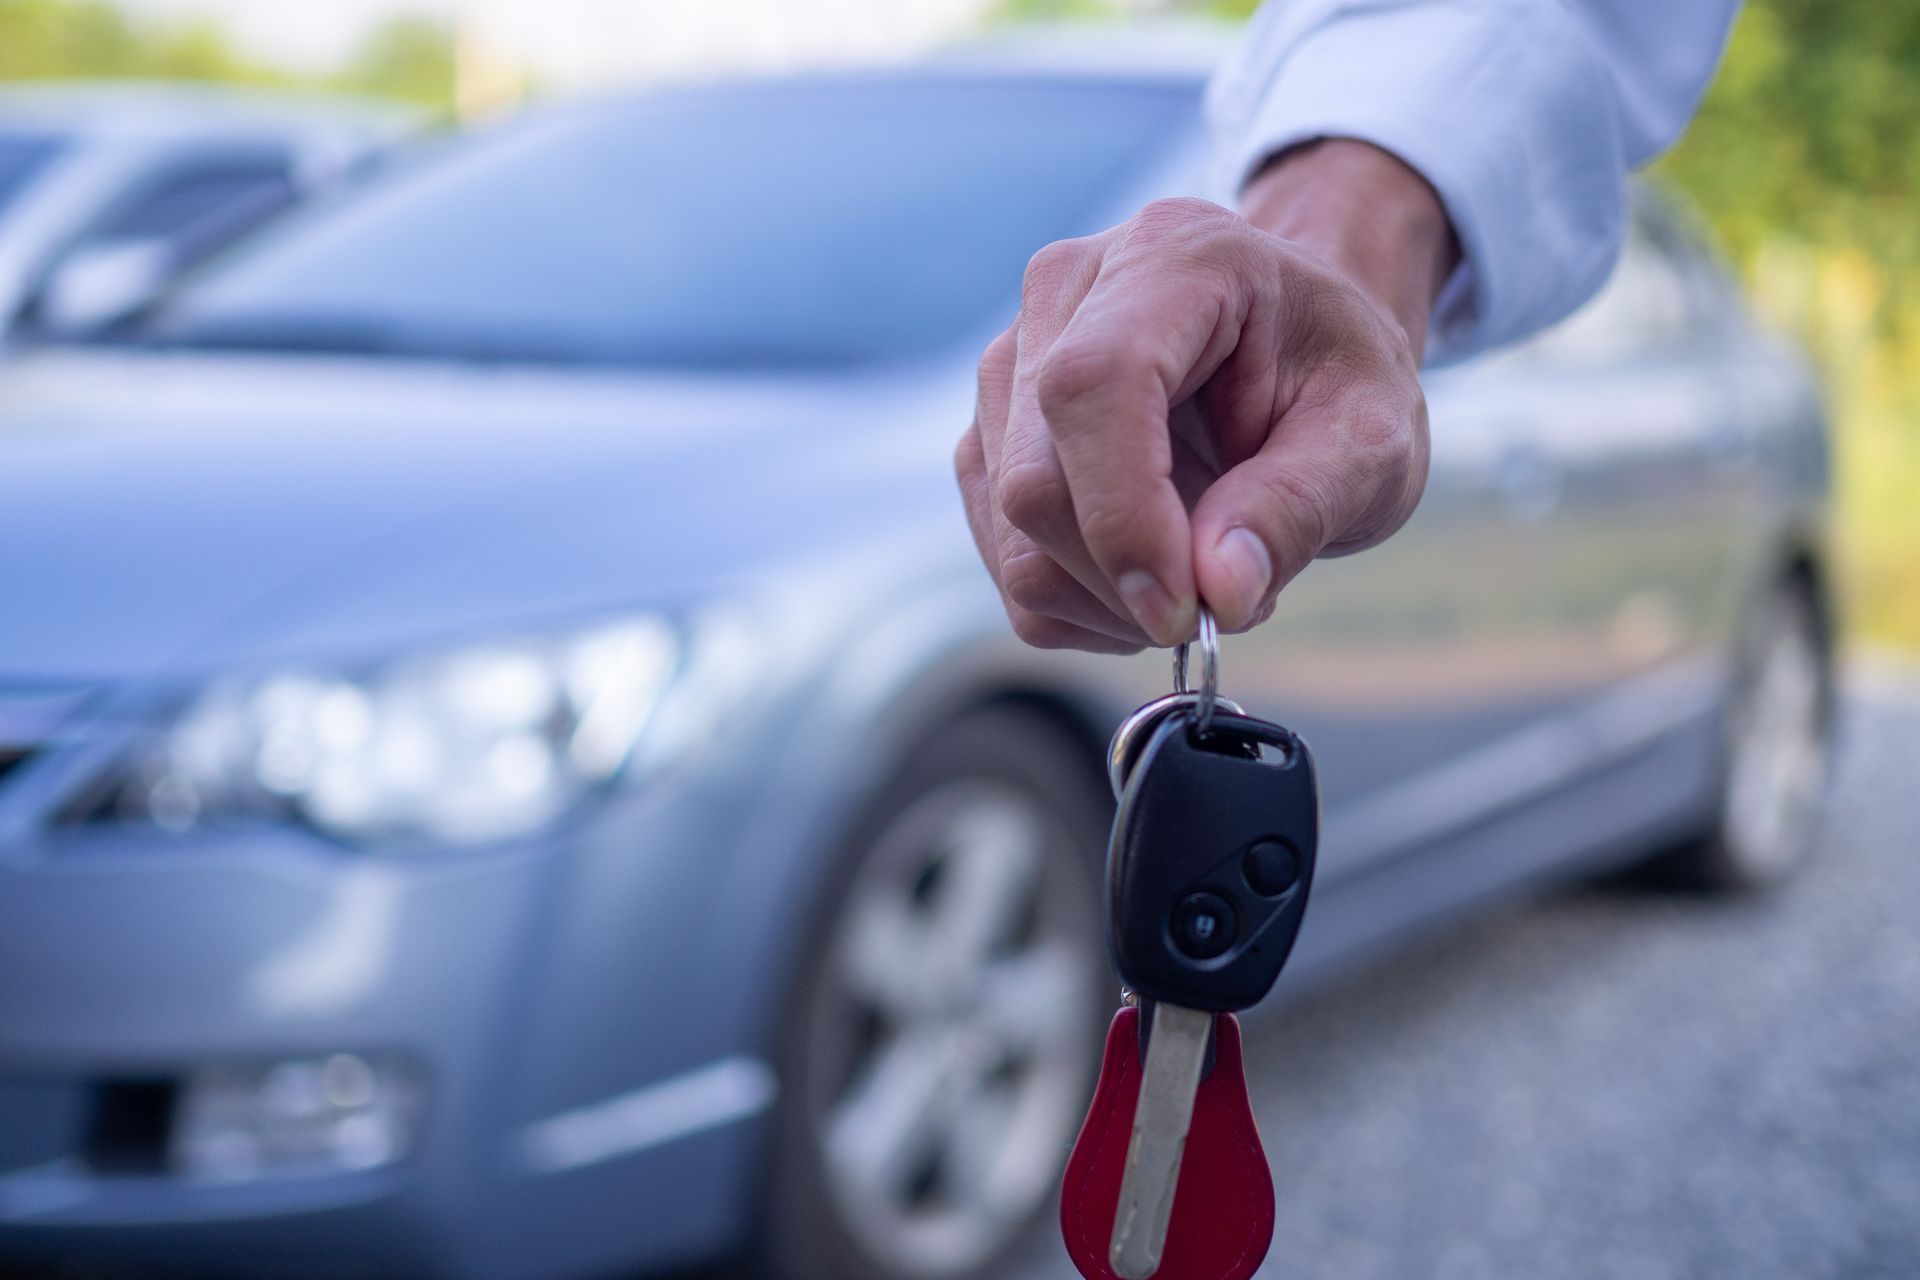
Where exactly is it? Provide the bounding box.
[1106,690,1245,799]
[1171,606,1221,736]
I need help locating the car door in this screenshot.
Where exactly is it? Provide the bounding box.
[1223,327,1543,870]
[1228,194,1752,916]
[1454,196,1760,759]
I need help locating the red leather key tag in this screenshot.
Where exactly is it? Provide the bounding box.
[1060,1007,1274,1280]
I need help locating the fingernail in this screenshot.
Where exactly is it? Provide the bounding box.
[1116,570,1183,644]
[1213,528,1272,624]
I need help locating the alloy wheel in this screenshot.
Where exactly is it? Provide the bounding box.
[800,778,1105,1277]
[1721,597,1830,882]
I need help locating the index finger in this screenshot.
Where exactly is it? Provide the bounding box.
[1031,209,1251,644]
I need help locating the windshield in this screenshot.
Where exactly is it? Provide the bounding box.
[146,78,1197,368]
[0,132,69,217]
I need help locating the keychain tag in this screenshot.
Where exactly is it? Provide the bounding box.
[1060,1006,1275,1280]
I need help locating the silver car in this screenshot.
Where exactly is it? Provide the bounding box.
[0,52,1833,1280]
[0,83,411,342]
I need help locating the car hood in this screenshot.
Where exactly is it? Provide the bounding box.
[0,349,974,685]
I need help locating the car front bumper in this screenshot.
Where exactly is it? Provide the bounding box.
[0,788,785,1280]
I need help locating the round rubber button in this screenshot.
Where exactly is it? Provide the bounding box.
[1172,892,1237,960]
[1243,839,1300,897]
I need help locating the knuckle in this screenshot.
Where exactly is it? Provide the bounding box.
[1336,413,1431,551]
[1020,238,1092,307]
[1335,374,1425,475]
[1035,338,1149,423]
[1006,605,1078,650]
[1252,464,1337,555]
[997,454,1071,535]
[1132,196,1230,237]
[975,326,1017,407]
[1343,405,1414,471]
[1400,396,1434,505]
[1117,202,1245,283]
[977,326,1017,382]
[1000,546,1072,615]
[1075,497,1149,564]
[953,426,984,482]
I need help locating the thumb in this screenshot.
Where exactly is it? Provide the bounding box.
[1188,452,1338,632]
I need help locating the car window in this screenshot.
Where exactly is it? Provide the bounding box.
[149,79,1198,368]
[84,156,297,246]
[0,132,69,217]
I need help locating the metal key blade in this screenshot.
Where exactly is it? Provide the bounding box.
[1109,1002,1213,1278]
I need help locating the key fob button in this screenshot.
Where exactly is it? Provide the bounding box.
[1243,839,1300,897]
[1172,891,1237,959]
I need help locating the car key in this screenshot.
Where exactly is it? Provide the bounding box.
[1060,608,1319,1280]
[1104,698,1318,1277]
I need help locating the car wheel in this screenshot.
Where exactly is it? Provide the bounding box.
[758,705,1111,1280]
[1655,577,1835,890]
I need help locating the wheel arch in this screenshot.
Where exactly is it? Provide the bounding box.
[731,610,1128,1046]
[740,656,1122,1280]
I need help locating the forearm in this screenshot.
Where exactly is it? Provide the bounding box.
[1238,139,1459,359]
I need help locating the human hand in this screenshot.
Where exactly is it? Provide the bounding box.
[956,139,1457,651]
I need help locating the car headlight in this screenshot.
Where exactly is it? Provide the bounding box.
[87,616,686,844]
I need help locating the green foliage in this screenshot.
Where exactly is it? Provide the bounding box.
[991,0,1122,20]
[0,0,279,82]
[331,15,456,113]
[0,0,128,79]
[1661,2,1920,651]
[0,0,454,108]
[1663,1,1920,300]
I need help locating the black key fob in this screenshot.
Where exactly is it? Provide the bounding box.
[1107,707,1319,1012]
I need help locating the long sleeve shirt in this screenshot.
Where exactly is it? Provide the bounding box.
[1207,0,1741,363]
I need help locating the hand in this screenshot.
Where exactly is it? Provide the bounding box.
[956,139,1458,651]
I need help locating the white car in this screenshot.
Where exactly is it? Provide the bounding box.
[0,82,413,341]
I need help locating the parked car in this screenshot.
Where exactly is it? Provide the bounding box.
[0,47,1834,1280]
[0,82,412,343]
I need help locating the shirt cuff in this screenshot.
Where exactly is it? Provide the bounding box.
[1206,0,1630,365]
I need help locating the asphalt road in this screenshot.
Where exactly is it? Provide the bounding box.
[1018,675,1920,1280]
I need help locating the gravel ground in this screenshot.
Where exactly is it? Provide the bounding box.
[1018,677,1920,1280]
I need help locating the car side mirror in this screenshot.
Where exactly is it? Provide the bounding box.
[33,238,175,335]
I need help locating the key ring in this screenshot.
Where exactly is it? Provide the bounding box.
[1171,606,1220,736]
[1106,690,1246,798]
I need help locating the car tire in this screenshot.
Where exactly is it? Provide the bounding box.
[753,705,1112,1280]
[1648,575,1835,891]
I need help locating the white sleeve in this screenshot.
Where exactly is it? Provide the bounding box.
[1206,0,1741,364]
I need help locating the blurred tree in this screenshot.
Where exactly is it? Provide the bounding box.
[993,0,1151,18]
[334,14,457,114]
[144,16,263,82]
[0,0,267,81]
[0,0,145,78]
[0,0,460,112]
[1657,1,1920,650]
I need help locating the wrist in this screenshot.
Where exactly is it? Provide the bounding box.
[1239,138,1458,358]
